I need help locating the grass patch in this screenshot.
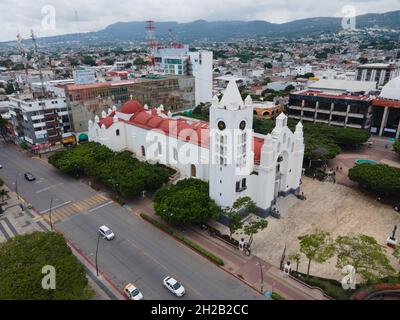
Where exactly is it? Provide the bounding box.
[140,213,224,266]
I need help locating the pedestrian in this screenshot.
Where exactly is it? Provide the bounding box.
[239,238,245,251]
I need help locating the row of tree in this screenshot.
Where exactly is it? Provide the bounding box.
[254,118,370,161]
[188,105,370,162]
[48,142,173,198]
[292,230,399,285]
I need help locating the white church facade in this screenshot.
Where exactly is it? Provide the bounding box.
[88,80,305,216]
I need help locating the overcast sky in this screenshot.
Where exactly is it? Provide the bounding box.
[1,0,399,41]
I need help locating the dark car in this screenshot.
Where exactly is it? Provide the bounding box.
[24,172,36,181]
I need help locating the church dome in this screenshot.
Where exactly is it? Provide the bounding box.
[120,100,144,114]
[380,76,400,100]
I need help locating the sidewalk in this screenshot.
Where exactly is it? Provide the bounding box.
[128,197,329,300]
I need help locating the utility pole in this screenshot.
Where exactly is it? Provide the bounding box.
[49,197,54,231]
[95,233,101,277]
[15,173,19,200]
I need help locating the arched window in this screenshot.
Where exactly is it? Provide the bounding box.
[173,148,178,161]
[116,129,120,136]
[191,164,197,177]
[141,146,146,157]
[158,142,162,155]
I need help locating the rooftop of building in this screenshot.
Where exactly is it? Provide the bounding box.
[357,63,398,69]
[95,81,274,164]
[291,89,374,101]
[65,75,192,91]
[307,79,377,93]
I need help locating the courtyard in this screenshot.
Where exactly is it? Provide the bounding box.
[246,177,400,281]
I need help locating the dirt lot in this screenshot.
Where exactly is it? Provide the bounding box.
[244,177,400,281]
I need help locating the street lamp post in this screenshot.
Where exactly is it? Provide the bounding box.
[49,197,54,231]
[15,173,19,200]
[95,232,101,277]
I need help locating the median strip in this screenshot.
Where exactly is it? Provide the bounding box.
[140,213,224,266]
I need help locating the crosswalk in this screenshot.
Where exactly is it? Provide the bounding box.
[43,194,110,224]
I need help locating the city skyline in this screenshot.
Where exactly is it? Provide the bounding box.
[0,0,400,41]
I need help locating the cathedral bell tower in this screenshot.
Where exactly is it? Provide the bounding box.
[209,80,254,208]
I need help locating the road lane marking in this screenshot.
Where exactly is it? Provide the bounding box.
[40,201,72,214]
[36,183,64,194]
[89,201,114,213]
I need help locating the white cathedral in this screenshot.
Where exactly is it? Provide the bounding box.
[88,80,305,216]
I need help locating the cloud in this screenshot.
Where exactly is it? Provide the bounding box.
[0,0,399,41]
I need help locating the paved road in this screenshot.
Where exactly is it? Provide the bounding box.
[0,142,262,300]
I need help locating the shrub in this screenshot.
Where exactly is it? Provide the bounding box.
[291,271,355,300]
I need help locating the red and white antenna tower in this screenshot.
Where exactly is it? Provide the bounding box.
[145,20,158,66]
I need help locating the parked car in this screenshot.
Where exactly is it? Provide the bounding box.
[99,225,115,240]
[24,172,36,181]
[0,164,3,169]
[124,283,144,300]
[163,276,185,297]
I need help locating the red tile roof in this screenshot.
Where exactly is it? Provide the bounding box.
[98,100,264,162]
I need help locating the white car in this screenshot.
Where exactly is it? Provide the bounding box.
[163,276,185,297]
[0,164,3,169]
[99,225,115,240]
[124,283,144,300]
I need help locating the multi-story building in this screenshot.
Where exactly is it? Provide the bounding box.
[154,46,213,105]
[8,93,73,151]
[65,75,195,132]
[287,76,400,139]
[355,63,400,88]
[288,89,374,130]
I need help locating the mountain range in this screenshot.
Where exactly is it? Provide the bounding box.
[2,10,400,46]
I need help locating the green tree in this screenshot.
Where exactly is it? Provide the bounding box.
[348,164,400,197]
[333,128,370,147]
[82,55,96,66]
[243,218,268,249]
[298,231,335,279]
[394,140,400,156]
[103,58,115,66]
[133,57,146,66]
[48,143,172,197]
[288,252,301,272]
[5,81,15,94]
[0,116,9,141]
[336,234,396,284]
[224,197,256,239]
[154,179,221,225]
[0,189,8,202]
[0,232,94,300]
